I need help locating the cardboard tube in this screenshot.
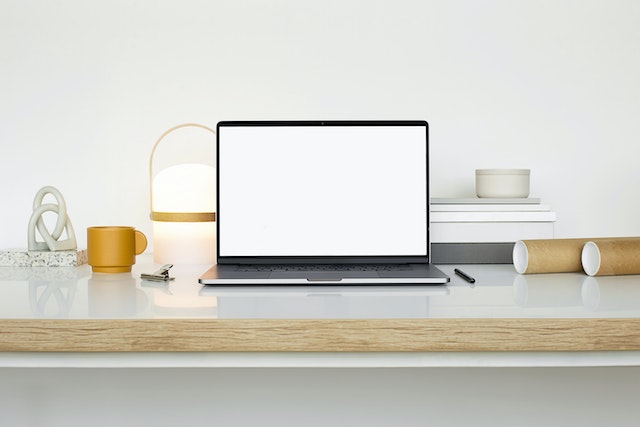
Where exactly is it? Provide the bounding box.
[582,238,640,276]
[513,237,640,274]
[513,239,591,274]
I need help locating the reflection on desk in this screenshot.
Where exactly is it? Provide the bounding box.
[1,258,640,320]
[582,275,640,311]
[201,285,448,318]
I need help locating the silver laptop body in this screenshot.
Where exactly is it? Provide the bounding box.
[199,120,449,285]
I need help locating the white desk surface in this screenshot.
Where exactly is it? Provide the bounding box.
[1,254,640,367]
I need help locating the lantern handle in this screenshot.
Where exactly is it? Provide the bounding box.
[149,123,216,222]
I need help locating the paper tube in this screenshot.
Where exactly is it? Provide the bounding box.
[513,238,591,274]
[513,237,640,274]
[582,238,640,276]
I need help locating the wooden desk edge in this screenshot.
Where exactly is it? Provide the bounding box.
[1,318,639,352]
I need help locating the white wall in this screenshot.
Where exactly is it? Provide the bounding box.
[2,0,639,251]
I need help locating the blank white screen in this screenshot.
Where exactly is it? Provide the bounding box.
[218,124,428,257]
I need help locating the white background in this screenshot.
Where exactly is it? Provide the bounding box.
[1,0,640,251]
[218,125,427,256]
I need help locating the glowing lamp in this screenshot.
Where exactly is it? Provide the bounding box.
[150,124,216,264]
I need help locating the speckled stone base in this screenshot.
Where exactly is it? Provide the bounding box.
[0,249,88,267]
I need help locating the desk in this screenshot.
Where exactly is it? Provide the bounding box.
[2,256,640,426]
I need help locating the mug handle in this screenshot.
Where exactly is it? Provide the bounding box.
[134,230,148,255]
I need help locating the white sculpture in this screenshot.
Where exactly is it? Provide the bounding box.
[27,186,78,251]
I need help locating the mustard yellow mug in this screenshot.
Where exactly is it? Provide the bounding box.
[87,226,147,273]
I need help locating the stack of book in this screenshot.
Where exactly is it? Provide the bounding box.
[430,197,556,264]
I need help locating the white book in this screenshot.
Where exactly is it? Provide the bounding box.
[430,211,557,223]
[430,204,552,212]
[430,222,554,243]
[431,197,541,205]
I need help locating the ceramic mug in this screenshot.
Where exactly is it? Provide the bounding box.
[87,226,147,273]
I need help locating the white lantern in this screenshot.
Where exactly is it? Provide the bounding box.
[150,124,216,265]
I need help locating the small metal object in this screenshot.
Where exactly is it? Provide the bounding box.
[141,264,175,282]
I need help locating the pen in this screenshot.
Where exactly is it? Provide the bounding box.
[454,268,475,284]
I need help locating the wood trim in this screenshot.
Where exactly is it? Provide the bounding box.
[1,318,640,352]
[150,212,216,222]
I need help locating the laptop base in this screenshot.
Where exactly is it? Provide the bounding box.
[199,263,449,285]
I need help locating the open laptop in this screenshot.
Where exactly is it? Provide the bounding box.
[199,120,449,285]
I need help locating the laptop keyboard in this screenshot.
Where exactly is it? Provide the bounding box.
[236,264,412,272]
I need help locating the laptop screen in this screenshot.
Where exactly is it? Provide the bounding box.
[217,121,429,262]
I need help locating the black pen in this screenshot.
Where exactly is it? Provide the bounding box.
[454,268,475,284]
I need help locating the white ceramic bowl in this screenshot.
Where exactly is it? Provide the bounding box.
[475,169,530,198]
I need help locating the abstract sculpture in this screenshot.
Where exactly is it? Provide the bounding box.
[27,186,77,251]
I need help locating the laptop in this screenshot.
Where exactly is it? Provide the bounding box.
[199,120,449,285]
